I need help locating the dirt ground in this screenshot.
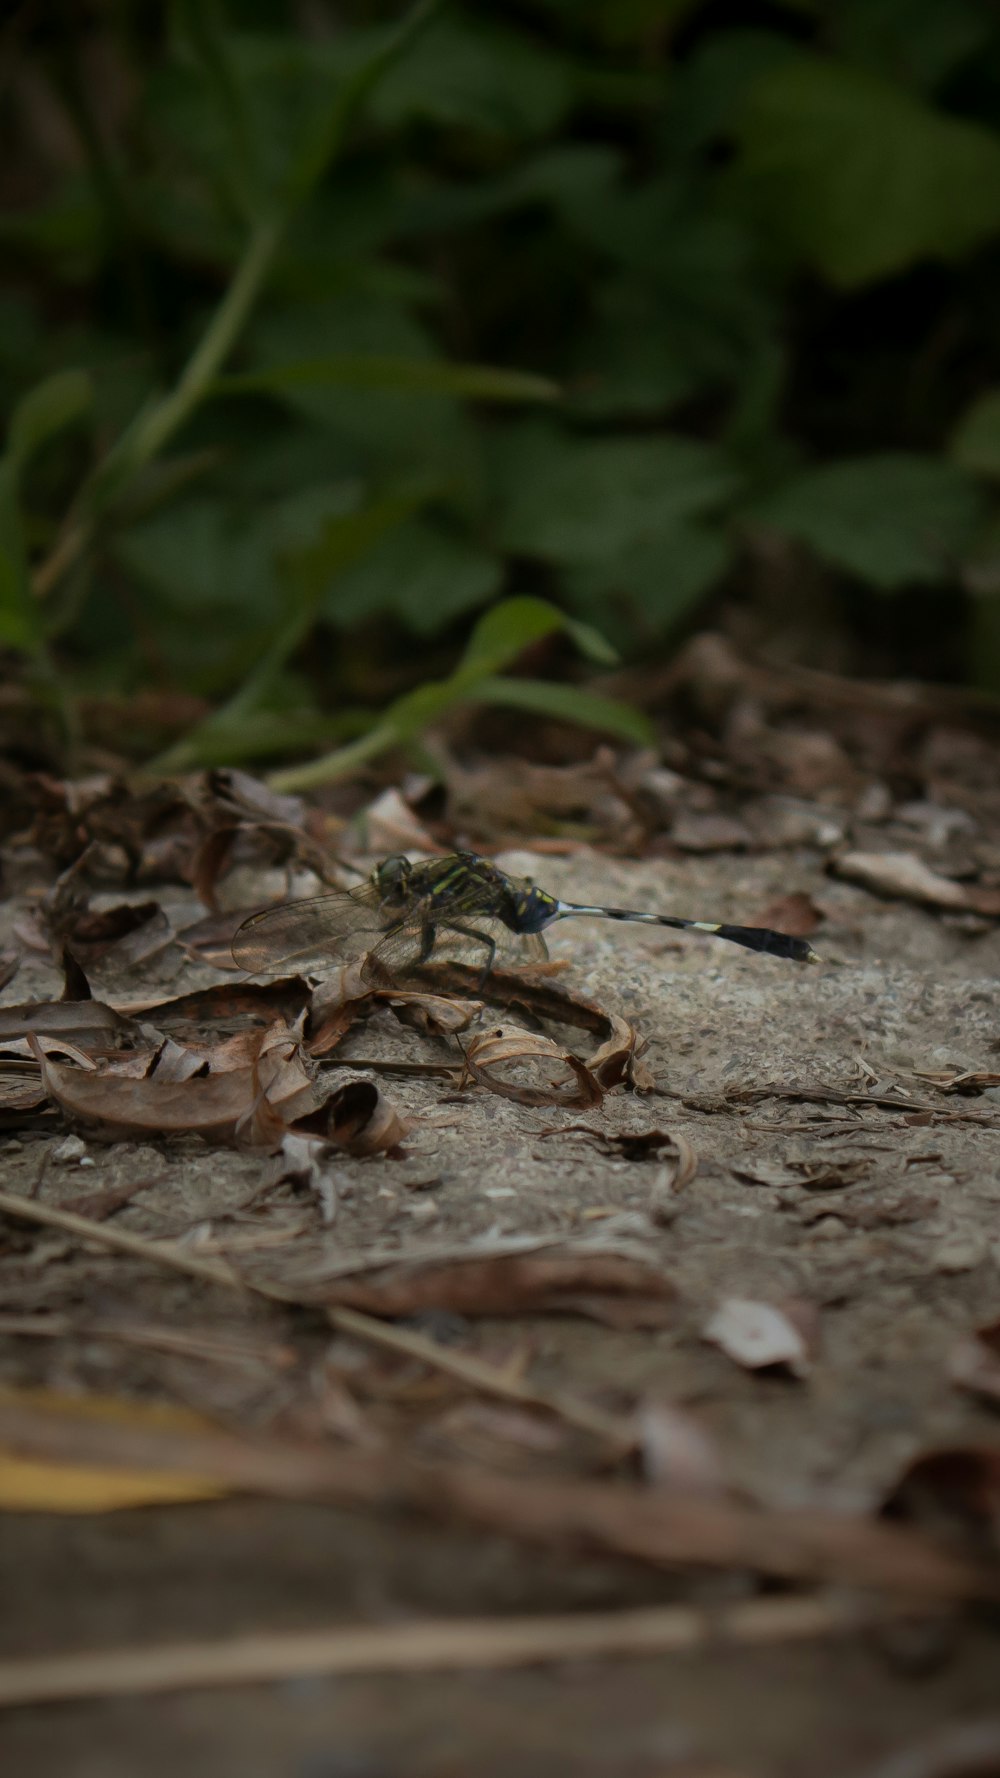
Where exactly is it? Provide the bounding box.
[1,830,999,1777]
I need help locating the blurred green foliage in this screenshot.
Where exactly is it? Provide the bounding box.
[5,0,1000,777]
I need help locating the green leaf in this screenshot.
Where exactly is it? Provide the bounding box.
[748,454,987,588]
[323,518,502,634]
[244,293,474,478]
[730,53,1000,286]
[566,521,733,633]
[369,15,575,138]
[950,390,1000,482]
[831,0,993,94]
[473,676,653,744]
[266,596,621,791]
[218,356,559,403]
[459,595,617,672]
[494,425,738,564]
[5,370,93,473]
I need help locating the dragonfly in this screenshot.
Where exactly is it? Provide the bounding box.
[232,850,821,986]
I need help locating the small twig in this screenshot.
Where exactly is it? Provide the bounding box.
[327,1303,634,1449]
[664,1085,999,1126]
[0,1189,245,1294]
[0,1313,294,1369]
[0,1594,946,1709]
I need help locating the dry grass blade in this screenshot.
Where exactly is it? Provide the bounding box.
[462,1026,603,1109]
[0,1386,984,1598]
[0,1388,232,1512]
[0,1594,949,1709]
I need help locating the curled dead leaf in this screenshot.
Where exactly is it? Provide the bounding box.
[306,962,377,1057]
[385,991,481,1040]
[462,1026,603,1109]
[307,1078,409,1157]
[589,1012,653,1090]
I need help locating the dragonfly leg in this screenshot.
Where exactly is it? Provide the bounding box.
[416,921,438,966]
[445,921,496,989]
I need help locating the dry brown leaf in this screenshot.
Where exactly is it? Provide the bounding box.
[589,1011,653,1089]
[305,1077,409,1157]
[0,1066,49,1119]
[704,1298,812,1377]
[462,1025,603,1109]
[0,998,137,1047]
[733,1156,869,1191]
[34,1042,260,1143]
[0,1297,982,1598]
[546,1123,693,1169]
[832,850,1000,915]
[306,961,375,1056]
[358,786,436,854]
[385,990,481,1039]
[115,977,312,1026]
[52,899,172,967]
[312,1248,675,1327]
[0,1387,230,1513]
[31,1017,319,1146]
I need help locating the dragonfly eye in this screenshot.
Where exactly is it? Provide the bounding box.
[374,854,411,896]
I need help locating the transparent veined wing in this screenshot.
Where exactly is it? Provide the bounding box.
[363,913,549,984]
[232,882,387,975]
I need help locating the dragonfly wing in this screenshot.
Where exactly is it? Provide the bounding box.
[232,884,386,975]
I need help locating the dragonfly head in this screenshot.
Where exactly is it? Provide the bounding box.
[372,853,413,906]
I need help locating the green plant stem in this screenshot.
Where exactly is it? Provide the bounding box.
[267,725,398,792]
[30,0,441,619]
[31,216,282,604]
[120,217,282,478]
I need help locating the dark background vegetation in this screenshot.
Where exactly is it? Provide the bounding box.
[5,0,1000,785]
